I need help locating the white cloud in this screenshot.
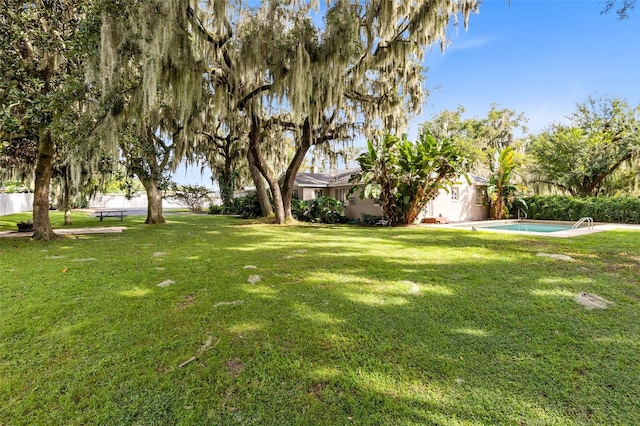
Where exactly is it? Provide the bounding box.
[447,36,492,51]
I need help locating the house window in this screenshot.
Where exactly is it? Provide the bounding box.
[451,187,459,202]
[336,189,347,202]
[314,189,323,198]
[292,190,299,200]
[348,197,356,206]
[475,187,487,205]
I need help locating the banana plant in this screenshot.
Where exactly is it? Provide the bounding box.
[353,132,468,225]
[488,146,527,219]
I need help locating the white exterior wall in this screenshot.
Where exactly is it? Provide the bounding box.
[292,180,489,223]
[300,188,319,201]
[340,187,383,220]
[424,183,489,222]
[344,183,488,223]
[0,193,34,216]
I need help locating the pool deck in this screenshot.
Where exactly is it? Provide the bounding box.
[437,219,640,238]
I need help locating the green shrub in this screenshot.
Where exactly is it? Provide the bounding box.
[207,204,228,215]
[291,196,347,224]
[232,193,263,219]
[519,196,640,223]
[291,198,305,220]
[169,184,211,212]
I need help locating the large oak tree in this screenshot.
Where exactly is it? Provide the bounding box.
[235,0,479,224]
[527,97,640,197]
[0,0,98,239]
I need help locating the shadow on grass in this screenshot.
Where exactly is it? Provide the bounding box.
[0,216,638,424]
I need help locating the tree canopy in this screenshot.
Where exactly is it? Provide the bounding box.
[420,104,528,176]
[94,0,214,224]
[0,0,99,239]
[527,97,640,197]
[176,0,479,223]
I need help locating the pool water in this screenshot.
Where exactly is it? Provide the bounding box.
[480,223,574,233]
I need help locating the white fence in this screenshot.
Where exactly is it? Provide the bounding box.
[0,192,221,216]
[0,193,34,216]
[90,192,190,209]
[90,192,221,209]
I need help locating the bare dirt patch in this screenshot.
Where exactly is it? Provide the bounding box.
[157,279,175,288]
[247,275,261,284]
[575,292,613,310]
[537,253,575,262]
[177,294,195,310]
[225,359,244,377]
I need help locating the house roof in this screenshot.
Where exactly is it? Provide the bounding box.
[295,168,489,188]
[469,174,489,185]
[294,168,360,188]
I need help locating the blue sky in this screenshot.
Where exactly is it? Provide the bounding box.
[173,0,640,186]
[410,0,640,138]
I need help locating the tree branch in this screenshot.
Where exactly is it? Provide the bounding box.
[263,116,297,131]
[186,5,232,49]
[237,84,272,111]
[533,179,575,196]
[587,150,633,194]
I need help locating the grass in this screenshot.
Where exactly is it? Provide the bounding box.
[0,212,639,425]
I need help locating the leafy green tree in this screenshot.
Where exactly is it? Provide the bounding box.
[488,146,526,220]
[353,132,468,226]
[197,121,245,211]
[527,97,640,197]
[169,184,211,212]
[95,0,216,224]
[0,0,98,239]
[421,104,528,176]
[231,0,479,224]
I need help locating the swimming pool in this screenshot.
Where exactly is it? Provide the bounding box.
[451,220,606,238]
[479,223,574,233]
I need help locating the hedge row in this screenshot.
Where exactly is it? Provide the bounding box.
[291,196,347,224]
[209,194,348,224]
[208,193,262,218]
[520,196,640,224]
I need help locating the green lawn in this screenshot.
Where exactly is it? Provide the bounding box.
[1,212,639,425]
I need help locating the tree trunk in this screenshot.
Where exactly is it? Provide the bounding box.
[140,176,166,224]
[63,166,72,226]
[249,116,284,223]
[247,149,273,217]
[219,155,235,210]
[32,130,58,240]
[491,189,506,220]
[280,119,312,221]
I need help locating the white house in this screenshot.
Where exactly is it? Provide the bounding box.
[293,168,489,223]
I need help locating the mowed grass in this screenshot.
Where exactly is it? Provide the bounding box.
[0,213,639,425]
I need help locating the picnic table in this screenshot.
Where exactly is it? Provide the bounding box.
[94,210,127,222]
